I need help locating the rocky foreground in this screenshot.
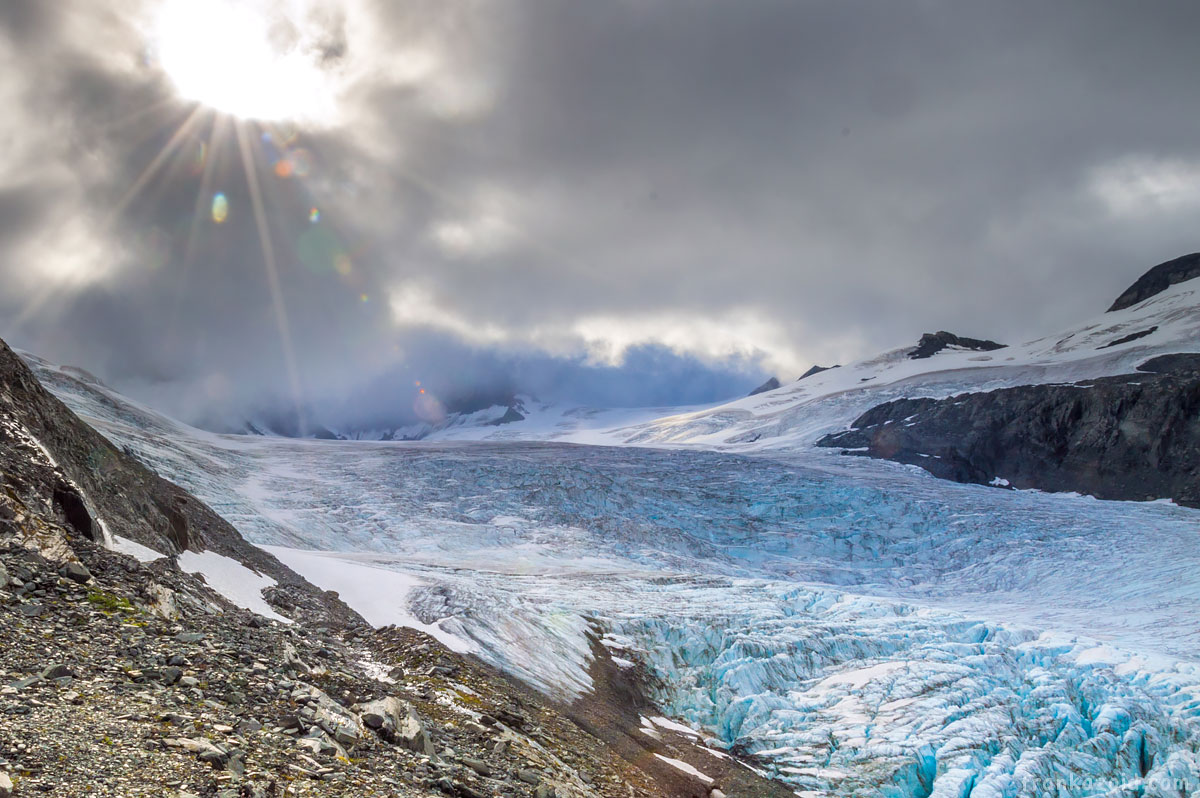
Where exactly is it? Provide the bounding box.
[0,335,790,797]
[0,536,750,798]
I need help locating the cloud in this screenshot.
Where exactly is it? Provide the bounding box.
[2,0,1199,429]
[1089,156,1200,216]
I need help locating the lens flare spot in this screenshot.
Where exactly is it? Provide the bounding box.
[308,207,320,224]
[274,159,293,178]
[413,392,446,424]
[335,253,352,276]
[211,192,229,223]
[297,227,342,274]
[360,293,369,303]
[288,148,313,177]
[274,122,300,147]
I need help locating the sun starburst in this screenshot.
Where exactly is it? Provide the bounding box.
[151,0,338,124]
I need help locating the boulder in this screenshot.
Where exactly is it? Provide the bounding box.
[170,737,229,768]
[41,663,73,681]
[294,683,362,747]
[358,696,406,733]
[60,561,92,584]
[395,704,435,755]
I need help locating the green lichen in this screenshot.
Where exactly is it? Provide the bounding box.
[86,590,134,612]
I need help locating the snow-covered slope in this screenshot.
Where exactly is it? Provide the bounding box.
[610,277,1200,451]
[22,340,1200,796]
[333,397,708,445]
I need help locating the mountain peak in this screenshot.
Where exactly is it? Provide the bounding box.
[798,364,838,381]
[1108,252,1200,312]
[748,377,781,396]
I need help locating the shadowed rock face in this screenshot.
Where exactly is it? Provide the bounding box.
[817,355,1200,507]
[909,331,1005,359]
[1109,253,1200,312]
[0,337,362,628]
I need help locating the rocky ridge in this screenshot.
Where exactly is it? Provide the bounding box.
[817,352,1200,507]
[908,331,1005,360]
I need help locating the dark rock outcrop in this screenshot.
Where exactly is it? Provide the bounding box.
[748,377,781,396]
[817,355,1200,507]
[487,406,526,425]
[1108,252,1200,312]
[909,331,1006,359]
[1138,353,1200,373]
[798,365,838,381]
[1098,326,1158,348]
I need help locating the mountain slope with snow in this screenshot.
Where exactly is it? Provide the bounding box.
[609,272,1200,453]
[19,310,1200,795]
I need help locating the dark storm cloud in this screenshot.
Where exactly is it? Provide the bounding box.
[1,0,1199,428]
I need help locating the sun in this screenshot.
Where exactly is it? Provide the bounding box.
[152,0,337,124]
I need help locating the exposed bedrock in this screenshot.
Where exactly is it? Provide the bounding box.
[818,355,1200,507]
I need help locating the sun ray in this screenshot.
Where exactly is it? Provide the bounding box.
[106,104,206,224]
[234,119,308,435]
[9,108,211,337]
[163,113,227,353]
[93,96,189,136]
[8,283,62,335]
[183,114,227,267]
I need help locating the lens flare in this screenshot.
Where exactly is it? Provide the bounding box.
[308,207,320,224]
[288,148,313,177]
[413,392,446,424]
[297,227,342,275]
[211,192,229,223]
[274,122,300,147]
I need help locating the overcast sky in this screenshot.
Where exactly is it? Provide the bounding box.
[2,0,1198,429]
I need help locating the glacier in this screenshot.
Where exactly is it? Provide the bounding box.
[17,279,1200,797]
